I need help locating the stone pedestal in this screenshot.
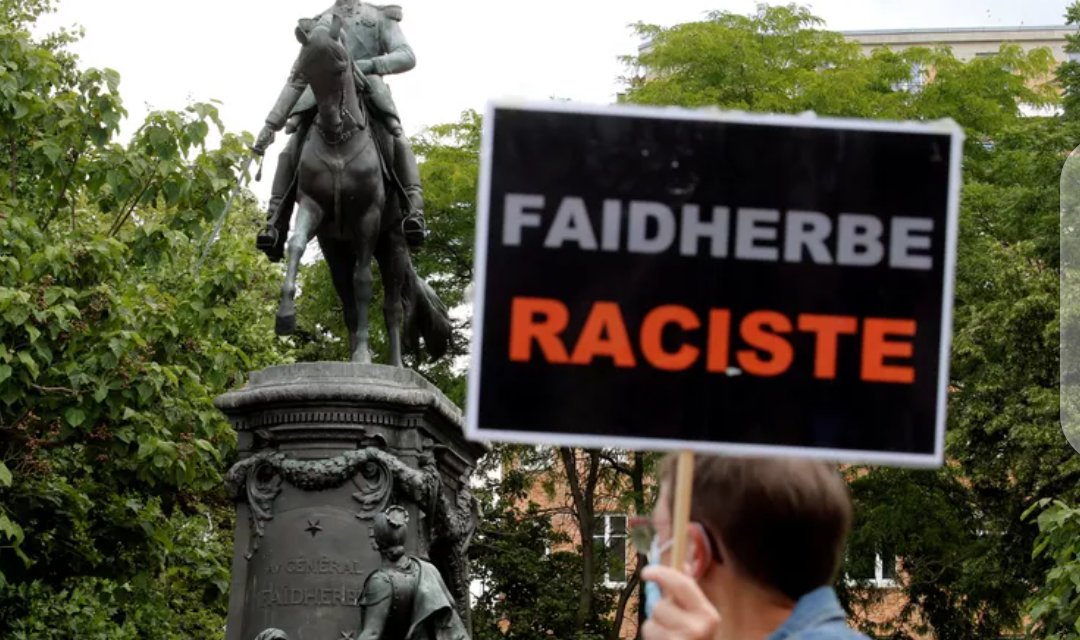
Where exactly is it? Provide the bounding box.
[215,363,485,640]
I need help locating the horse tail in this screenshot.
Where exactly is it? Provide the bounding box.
[402,262,452,362]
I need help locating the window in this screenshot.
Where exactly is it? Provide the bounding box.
[1069,52,1080,63]
[908,62,925,91]
[846,548,898,588]
[975,51,997,58]
[893,62,925,93]
[518,445,552,472]
[594,515,628,584]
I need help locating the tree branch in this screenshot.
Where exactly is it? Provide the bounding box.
[31,384,78,395]
[584,450,600,515]
[610,570,641,640]
[560,448,587,523]
[8,133,17,199]
[108,176,155,237]
[108,159,161,237]
[41,148,82,233]
[599,451,633,477]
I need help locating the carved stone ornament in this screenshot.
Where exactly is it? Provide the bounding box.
[225,448,439,560]
[215,363,486,640]
[432,482,480,620]
[243,460,284,559]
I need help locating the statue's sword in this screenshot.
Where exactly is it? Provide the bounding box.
[193,152,262,275]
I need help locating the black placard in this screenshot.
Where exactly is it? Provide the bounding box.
[466,101,962,467]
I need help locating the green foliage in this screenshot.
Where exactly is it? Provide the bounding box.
[470,461,618,640]
[1061,2,1080,120]
[622,3,1057,150]
[842,115,1076,640]
[1,504,234,640]
[0,0,286,634]
[622,4,1074,638]
[1024,499,1080,639]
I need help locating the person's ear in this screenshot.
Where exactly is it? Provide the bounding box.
[686,526,713,579]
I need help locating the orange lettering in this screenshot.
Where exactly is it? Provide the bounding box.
[797,314,858,380]
[862,318,916,383]
[706,310,731,372]
[570,302,637,366]
[737,311,794,376]
[640,305,700,371]
[509,297,570,363]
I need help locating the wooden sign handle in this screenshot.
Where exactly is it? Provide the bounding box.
[669,450,695,570]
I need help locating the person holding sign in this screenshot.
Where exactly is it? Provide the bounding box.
[632,454,868,640]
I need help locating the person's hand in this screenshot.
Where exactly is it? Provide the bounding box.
[640,565,720,640]
[357,58,375,75]
[253,125,276,156]
[284,114,302,134]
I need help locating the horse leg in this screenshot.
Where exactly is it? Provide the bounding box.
[350,205,381,364]
[275,197,323,335]
[375,233,407,368]
[318,237,361,356]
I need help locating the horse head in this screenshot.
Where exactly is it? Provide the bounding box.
[295,15,352,135]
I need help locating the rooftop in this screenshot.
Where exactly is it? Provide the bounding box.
[840,24,1072,37]
[638,24,1075,52]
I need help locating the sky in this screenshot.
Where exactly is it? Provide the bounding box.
[36,0,1069,203]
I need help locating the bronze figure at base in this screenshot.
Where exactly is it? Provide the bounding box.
[253,507,469,640]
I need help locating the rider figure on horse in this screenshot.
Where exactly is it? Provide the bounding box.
[252,0,425,261]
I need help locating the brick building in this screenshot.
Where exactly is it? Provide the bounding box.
[503,455,909,639]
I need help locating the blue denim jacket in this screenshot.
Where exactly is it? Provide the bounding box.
[764,587,869,640]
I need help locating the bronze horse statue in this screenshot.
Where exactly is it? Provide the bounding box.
[275,15,449,366]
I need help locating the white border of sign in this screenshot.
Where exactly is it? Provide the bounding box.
[466,99,964,468]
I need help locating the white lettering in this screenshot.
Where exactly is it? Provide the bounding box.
[889,217,934,270]
[500,195,931,271]
[784,211,833,264]
[503,194,544,246]
[837,214,884,266]
[544,197,598,250]
[735,208,780,261]
[601,200,622,252]
[680,205,729,258]
[628,201,676,254]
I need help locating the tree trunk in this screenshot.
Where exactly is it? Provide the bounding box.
[560,447,601,634]
[611,571,641,640]
[600,450,651,638]
[633,451,648,637]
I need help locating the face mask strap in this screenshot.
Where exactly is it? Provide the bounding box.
[694,522,723,566]
[648,535,675,563]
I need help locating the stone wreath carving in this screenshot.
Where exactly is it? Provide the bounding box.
[242,459,284,560]
[432,481,479,625]
[351,458,393,520]
[225,448,438,560]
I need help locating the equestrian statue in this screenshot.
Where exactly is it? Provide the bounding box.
[251,2,450,367]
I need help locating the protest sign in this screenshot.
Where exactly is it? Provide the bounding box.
[467,100,962,467]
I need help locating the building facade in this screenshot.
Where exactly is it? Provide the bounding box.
[507,458,904,639]
[840,25,1074,64]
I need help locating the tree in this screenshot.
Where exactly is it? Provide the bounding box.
[0,0,287,635]
[621,3,1057,151]
[1023,499,1080,639]
[1060,2,1080,120]
[622,4,1069,638]
[845,116,1079,640]
[600,450,656,639]
[469,446,618,640]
